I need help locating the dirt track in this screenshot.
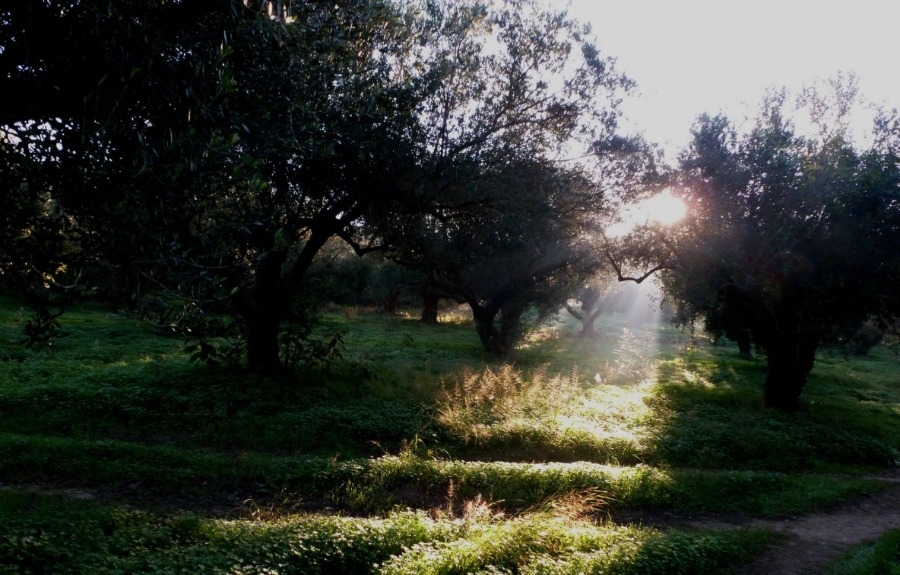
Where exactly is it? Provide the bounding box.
[729,472,900,574]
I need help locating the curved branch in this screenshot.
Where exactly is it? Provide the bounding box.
[604,250,674,284]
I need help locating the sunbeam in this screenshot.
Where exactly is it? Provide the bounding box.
[595,280,668,387]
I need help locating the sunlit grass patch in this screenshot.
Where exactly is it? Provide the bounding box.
[0,488,459,575]
[379,515,771,575]
[432,364,651,463]
[3,296,900,574]
[0,486,774,575]
[641,352,900,471]
[325,456,883,517]
[429,346,900,470]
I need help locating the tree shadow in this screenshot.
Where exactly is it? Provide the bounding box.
[643,345,898,472]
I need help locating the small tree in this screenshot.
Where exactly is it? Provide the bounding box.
[403,160,602,355]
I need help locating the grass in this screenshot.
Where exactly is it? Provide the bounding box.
[2,294,900,573]
[0,488,773,575]
[822,529,900,575]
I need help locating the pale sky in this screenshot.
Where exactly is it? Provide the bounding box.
[565,0,900,157]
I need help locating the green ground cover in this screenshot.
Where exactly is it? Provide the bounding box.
[1,295,898,573]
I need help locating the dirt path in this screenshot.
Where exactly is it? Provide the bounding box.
[733,477,900,575]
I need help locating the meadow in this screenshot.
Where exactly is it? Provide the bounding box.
[1,294,899,574]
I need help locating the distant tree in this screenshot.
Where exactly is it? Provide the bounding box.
[662,81,900,410]
[419,161,603,355]
[563,278,639,338]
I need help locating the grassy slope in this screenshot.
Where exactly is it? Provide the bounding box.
[1,295,899,573]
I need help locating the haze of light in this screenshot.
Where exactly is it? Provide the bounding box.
[566,0,900,158]
[605,189,687,237]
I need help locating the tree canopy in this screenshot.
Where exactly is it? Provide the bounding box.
[0,0,653,366]
[660,83,900,410]
[5,0,897,385]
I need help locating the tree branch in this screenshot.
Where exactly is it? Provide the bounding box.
[604,250,673,284]
[563,301,584,321]
[336,229,387,256]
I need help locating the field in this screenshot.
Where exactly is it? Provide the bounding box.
[1,295,899,574]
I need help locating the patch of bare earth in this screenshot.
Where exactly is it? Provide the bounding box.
[736,483,900,575]
[611,472,900,574]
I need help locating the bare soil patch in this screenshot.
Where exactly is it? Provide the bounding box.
[737,484,900,575]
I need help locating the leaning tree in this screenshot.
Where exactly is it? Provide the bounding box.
[661,83,900,411]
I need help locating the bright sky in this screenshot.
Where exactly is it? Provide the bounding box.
[566,0,900,158]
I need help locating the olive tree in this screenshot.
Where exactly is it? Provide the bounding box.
[377,0,652,355]
[662,84,900,410]
[1,0,432,371]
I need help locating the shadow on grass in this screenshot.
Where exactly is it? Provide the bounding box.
[643,347,900,472]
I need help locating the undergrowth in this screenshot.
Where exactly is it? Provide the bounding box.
[0,488,773,575]
[1,296,899,573]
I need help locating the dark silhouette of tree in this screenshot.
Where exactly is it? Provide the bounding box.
[1,0,652,368]
[376,0,652,355]
[663,81,900,410]
[1,1,429,371]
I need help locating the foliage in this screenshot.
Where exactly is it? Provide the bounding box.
[2,298,900,572]
[0,0,657,370]
[659,78,900,410]
[378,0,657,355]
[0,0,432,373]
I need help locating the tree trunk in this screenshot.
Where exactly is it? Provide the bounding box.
[471,304,507,356]
[239,254,289,374]
[245,309,283,374]
[383,289,399,314]
[421,291,439,324]
[238,268,291,374]
[736,331,753,358]
[579,309,603,339]
[762,332,819,411]
[499,302,526,349]
[238,226,334,374]
[564,302,598,338]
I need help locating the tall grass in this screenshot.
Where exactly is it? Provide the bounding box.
[431,354,900,471]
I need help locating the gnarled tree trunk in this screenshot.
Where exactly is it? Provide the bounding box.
[470,300,526,357]
[761,331,820,411]
[472,304,506,356]
[245,304,284,373]
[421,290,440,324]
[236,227,332,374]
[563,301,601,338]
[235,247,290,375]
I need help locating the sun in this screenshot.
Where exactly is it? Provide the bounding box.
[638,189,687,225]
[604,189,688,237]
